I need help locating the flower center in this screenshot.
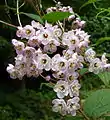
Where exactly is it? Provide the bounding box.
[71,39,75,44]
[68,75,74,81]
[26,29,31,35]
[59,62,65,67]
[42,59,47,64]
[43,33,48,38]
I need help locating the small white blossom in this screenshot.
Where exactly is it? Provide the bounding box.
[28,36,40,47]
[54,80,69,98]
[12,39,24,55]
[52,54,68,71]
[89,58,103,74]
[69,80,81,97]
[23,25,36,39]
[43,42,57,53]
[66,72,79,82]
[67,97,80,116]
[85,48,96,62]
[31,20,43,29]
[36,54,51,71]
[52,99,67,116]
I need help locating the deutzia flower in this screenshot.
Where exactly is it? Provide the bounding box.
[85,48,96,62]
[28,36,41,47]
[52,99,67,116]
[38,28,53,45]
[52,71,66,80]
[43,42,57,53]
[67,97,80,116]
[31,20,43,29]
[54,80,69,98]
[22,25,36,39]
[63,49,74,60]
[52,54,68,71]
[6,64,17,79]
[66,72,79,82]
[36,54,51,71]
[68,80,81,97]
[23,46,36,59]
[26,60,42,77]
[12,39,24,55]
[62,32,79,50]
[89,58,103,74]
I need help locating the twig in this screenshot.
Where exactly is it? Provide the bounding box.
[79,109,90,120]
[17,0,22,27]
[0,20,17,28]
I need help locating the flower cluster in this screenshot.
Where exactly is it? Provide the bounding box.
[46,2,85,29]
[6,2,110,117]
[85,48,110,74]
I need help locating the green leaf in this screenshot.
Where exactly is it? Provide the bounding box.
[98,72,110,87]
[42,12,72,23]
[80,0,100,10]
[20,12,44,24]
[65,115,84,120]
[40,82,55,90]
[84,89,110,118]
[93,37,110,46]
[79,68,88,75]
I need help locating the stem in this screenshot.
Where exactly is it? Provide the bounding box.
[40,74,56,82]
[17,0,22,27]
[79,109,90,120]
[0,20,17,28]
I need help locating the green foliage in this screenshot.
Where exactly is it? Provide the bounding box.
[20,12,44,24]
[98,72,110,87]
[0,89,59,120]
[79,0,99,11]
[84,89,110,118]
[79,68,88,76]
[92,37,110,46]
[0,36,13,62]
[42,12,72,23]
[40,82,55,89]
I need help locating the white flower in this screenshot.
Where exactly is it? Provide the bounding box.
[54,80,69,98]
[68,80,81,97]
[12,39,24,55]
[89,58,103,74]
[62,31,79,50]
[23,25,36,39]
[67,58,78,72]
[52,54,68,71]
[69,53,84,70]
[52,99,67,116]
[43,42,57,53]
[38,28,54,45]
[66,72,79,82]
[73,19,85,29]
[6,64,17,79]
[28,36,41,47]
[52,71,66,79]
[53,28,62,38]
[36,54,51,71]
[101,53,108,65]
[63,49,74,60]
[17,25,35,39]
[85,48,96,62]
[16,26,25,38]
[23,46,36,59]
[31,20,43,29]
[26,60,42,77]
[67,97,80,116]
[68,15,75,21]
[103,64,110,72]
